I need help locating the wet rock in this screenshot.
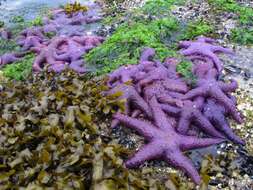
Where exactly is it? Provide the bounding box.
[224,64,242,75]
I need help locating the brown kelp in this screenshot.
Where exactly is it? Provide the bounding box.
[0,70,169,189]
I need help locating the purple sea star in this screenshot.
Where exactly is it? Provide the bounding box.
[160,97,225,138]
[17,36,45,51]
[113,96,224,184]
[0,52,26,67]
[182,69,243,123]
[203,98,245,145]
[32,37,67,71]
[179,36,234,73]
[106,83,152,128]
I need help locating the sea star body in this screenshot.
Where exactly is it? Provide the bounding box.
[160,97,224,138]
[182,69,243,123]
[179,36,234,73]
[0,52,26,67]
[17,36,45,51]
[114,96,224,184]
[203,98,245,145]
[32,37,67,71]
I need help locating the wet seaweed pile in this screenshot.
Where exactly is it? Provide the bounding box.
[0,71,142,189]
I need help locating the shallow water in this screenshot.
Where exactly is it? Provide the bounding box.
[0,0,97,26]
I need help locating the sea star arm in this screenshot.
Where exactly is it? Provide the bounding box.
[149,96,175,132]
[218,79,238,92]
[177,113,191,134]
[176,101,225,138]
[162,79,188,93]
[54,52,70,61]
[182,86,206,100]
[180,136,224,151]
[203,99,244,144]
[69,60,86,73]
[113,113,158,139]
[160,104,181,116]
[212,46,234,54]
[164,149,201,184]
[191,108,225,138]
[216,118,244,145]
[139,48,156,62]
[157,94,183,107]
[125,142,163,168]
[210,88,243,123]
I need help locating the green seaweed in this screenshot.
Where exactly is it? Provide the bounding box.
[0,20,4,28]
[208,0,253,45]
[87,0,216,75]
[1,53,35,80]
[28,16,43,27]
[0,39,20,56]
[181,19,214,40]
[176,60,197,85]
[141,0,186,18]
[10,16,25,24]
[85,17,179,75]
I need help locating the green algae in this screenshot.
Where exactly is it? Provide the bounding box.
[176,60,197,86]
[181,19,214,40]
[141,0,186,18]
[0,39,20,56]
[28,16,43,27]
[85,17,179,75]
[1,53,35,81]
[86,0,215,76]
[208,0,253,45]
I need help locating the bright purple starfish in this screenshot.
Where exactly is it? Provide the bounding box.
[0,52,26,67]
[106,83,152,117]
[179,36,234,73]
[182,69,242,124]
[160,97,225,138]
[113,96,224,184]
[17,36,44,51]
[203,98,245,145]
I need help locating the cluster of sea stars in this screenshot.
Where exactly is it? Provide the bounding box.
[106,36,244,184]
[0,2,104,73]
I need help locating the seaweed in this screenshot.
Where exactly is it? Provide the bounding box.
[87,0,216,75]
[180,19,215,40]
[0,39,20,56]
[1,53,35,80]
[28,16,43,27]
[176,60,197,85]
[64,1,89,15]
[85,17,179,75]
[0,71,168,189]
[208,0,253,45]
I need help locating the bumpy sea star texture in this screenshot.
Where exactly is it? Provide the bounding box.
[179,36,234,74]
[0,2,104,74]
[106,37,244,184]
